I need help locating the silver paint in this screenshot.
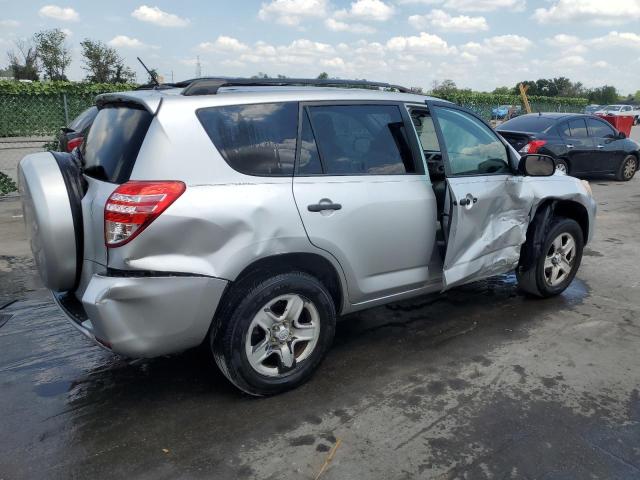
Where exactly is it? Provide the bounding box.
[18,153,77,291]
[22,86,597,358]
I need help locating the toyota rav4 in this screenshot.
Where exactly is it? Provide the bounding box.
[19,78,596,395]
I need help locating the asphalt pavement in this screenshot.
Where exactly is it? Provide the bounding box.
[0,129,640,479]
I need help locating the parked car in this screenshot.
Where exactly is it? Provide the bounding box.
[497,113,639,181]
[594,104,640,125]
[19,78,596,395]
[492,104,521,120]
[57,106,98,152]
[584,104,601,115]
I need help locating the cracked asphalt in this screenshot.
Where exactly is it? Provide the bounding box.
[1,171,640,479]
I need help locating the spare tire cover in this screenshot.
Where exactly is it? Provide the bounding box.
[18,152,83,292]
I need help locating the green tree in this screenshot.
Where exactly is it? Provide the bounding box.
[80,39,135,83]
[317,72,329,79]
[7,39,39,80]
[33,29,71,80]
[492,86,511,95]
[587,85,619,104]
[431,79,458,96]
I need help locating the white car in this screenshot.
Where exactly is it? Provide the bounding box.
[594,105,640,125]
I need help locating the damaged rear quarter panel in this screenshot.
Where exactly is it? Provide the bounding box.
[106,181,331,282]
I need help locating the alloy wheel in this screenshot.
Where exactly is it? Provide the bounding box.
[623,157,637,180]
[544,232,576,287]
[245,294,321,377]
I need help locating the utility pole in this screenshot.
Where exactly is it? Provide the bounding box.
[195,56,202,78]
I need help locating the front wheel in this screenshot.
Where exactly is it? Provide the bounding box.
[615,155,637,182]
[517,217,584,298]
[212,272,336,396]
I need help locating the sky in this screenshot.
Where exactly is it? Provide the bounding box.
[1,0,640,94]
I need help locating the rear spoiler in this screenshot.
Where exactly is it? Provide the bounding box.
[95,91,163,115]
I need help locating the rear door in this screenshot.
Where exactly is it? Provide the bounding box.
[429,103,532,289]
[558,118,597,174]
[292,102,438,304]
[586,116,625,172]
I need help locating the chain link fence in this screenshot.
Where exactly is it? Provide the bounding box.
[0,91,590,139]
[0,93,97,137]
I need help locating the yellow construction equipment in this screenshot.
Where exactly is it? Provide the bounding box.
[519,83,532,114]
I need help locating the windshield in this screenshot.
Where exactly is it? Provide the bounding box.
[603,105,622,111]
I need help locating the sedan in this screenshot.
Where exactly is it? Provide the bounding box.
[58,106,97,153]
[497,113,639,181]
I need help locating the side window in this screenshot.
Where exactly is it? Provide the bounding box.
[411,110,440,152]
[558,122,571,138]
[432,107,510,176]
[197,102,298,176]
[586,118,615,138]
[298,110,323,175]
[307,104,416,175]
[565,118,588,138]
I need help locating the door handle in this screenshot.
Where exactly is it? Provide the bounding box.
[566,144,575,149]
[458,197,478,207]
[596,145,604,149]
[308,202,342,212]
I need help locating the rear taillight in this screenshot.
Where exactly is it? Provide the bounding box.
[104,181,186,247]
[66,136,83,152]
[520,139,547,154]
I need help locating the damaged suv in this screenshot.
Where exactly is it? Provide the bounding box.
[19,78,596,395]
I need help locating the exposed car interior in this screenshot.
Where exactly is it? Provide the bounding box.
[410,108,449,250]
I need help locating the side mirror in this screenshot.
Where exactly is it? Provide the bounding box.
[519,154,556,176]
[618,131,626,139]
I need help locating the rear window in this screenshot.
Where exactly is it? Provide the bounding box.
[498,116,556,133]
[81,105,152,183]
[197,102,298,176]
[69,106,98,132]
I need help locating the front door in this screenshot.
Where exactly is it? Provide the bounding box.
[558,118,597,174]
[292,103,438,304]
[585,116,625,173]
[430,104,532,289]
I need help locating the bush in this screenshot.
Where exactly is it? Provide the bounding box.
[0,172,17,195]
[431,92,588,119]
[0,81,137,137]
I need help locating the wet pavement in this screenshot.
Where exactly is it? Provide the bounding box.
[1,178,640,479]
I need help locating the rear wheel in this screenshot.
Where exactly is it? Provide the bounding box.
[555,158,569,175]
[212,272,336,396]
[615,155,637,181]
[517,217,584,298]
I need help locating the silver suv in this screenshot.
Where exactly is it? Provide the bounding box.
[19,78,596,395]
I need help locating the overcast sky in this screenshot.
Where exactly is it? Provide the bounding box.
[1,0,640,94]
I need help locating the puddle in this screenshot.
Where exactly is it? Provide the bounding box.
[34,379,72,398]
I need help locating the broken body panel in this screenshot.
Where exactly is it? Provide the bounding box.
[19,87,596,358]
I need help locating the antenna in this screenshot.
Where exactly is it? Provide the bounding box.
[137,56,159,86]
[195,56,202,78]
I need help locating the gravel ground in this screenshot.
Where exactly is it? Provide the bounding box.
[1,147,640,478]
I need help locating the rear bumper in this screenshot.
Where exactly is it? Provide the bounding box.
[53,274,228,357]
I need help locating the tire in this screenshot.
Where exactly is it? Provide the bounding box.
[555,158,569,175]
[211,272,336,396]
[517,217,584,298]
[615,155,637,182]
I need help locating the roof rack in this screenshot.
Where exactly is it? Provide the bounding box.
[179,77,412,96]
